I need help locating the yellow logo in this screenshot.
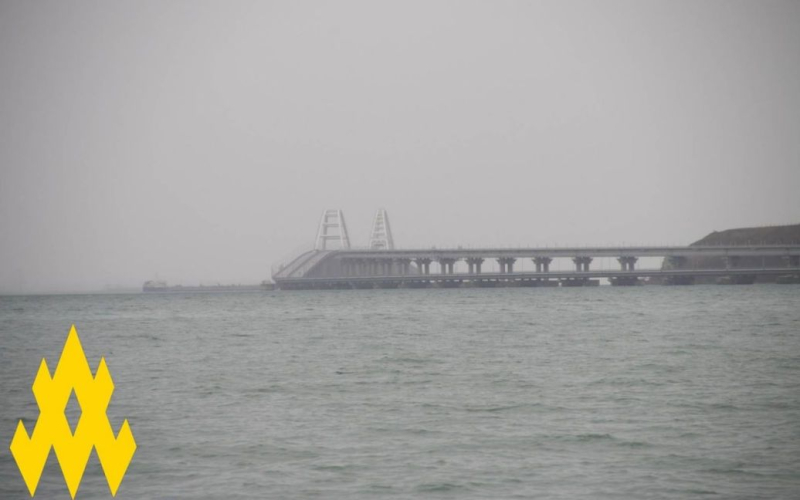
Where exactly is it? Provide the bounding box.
[9,325,137,498]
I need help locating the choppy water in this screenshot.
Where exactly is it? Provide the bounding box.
[1,286,799,499]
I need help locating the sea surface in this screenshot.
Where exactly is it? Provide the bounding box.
[1,286,799,499]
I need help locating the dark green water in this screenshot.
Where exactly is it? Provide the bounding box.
[1,286,799,499]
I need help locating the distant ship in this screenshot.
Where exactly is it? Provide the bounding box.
[142,280,274,293]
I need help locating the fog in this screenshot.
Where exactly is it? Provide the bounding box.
[1,1,798,293]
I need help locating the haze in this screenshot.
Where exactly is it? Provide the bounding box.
[1,1,799,293]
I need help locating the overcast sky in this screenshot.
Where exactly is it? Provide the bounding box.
[1,0,798,293]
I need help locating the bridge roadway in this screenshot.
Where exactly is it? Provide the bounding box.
[274,267,800,289]
[330,245,800,260]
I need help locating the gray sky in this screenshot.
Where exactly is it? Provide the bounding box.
[1,0,799,293]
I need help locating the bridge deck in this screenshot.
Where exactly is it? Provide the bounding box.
[332,245,800,259]
[274,267,800,287]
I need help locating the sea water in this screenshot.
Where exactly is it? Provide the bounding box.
[1,286,799,499]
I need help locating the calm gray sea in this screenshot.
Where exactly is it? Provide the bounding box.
[1,286,799,499]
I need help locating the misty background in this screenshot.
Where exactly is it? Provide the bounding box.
[1,1,798,293]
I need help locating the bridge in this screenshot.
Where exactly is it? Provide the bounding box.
[272,209,800,289]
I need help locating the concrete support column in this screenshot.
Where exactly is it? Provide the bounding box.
[438,258,456,275]
[466,257,484,275]
[396,259,410,275]
[533,257,552,273]
[573,257,593,272]
[617,256,638,271]
[533,257,553,273]
[497,257,516,274]
[415,258,432,275]
[785,255,800,268]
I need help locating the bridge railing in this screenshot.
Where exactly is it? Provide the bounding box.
[271,244,315,277]
[337,242,800,250]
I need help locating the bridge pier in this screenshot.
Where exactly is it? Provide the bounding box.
[497,257,516,273]
[785,255,800,268]
[415,258,432,275]
[533,257,552,273]
[437,258,456,274]
[466,257,484,274]
[572,257,592,272]
[617,256,638,271]
[395,258,411,275]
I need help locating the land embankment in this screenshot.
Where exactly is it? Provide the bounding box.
[662,224,800,283]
